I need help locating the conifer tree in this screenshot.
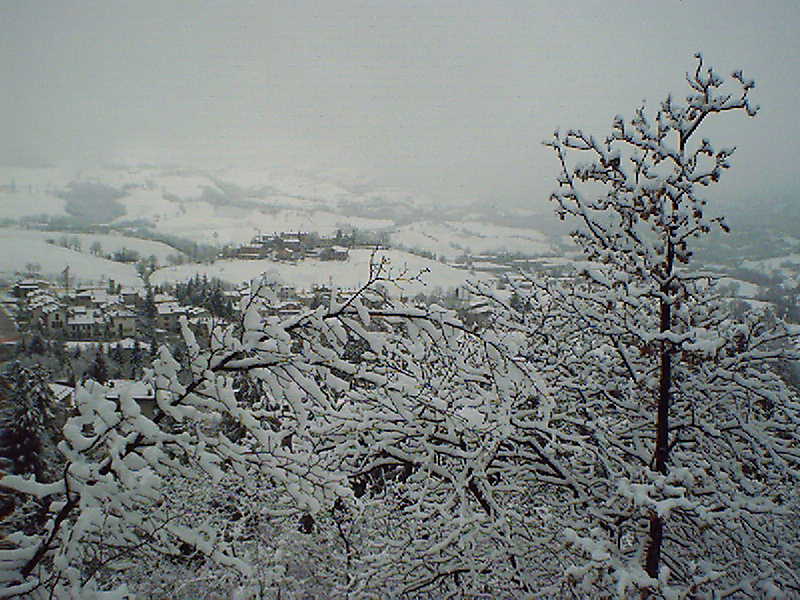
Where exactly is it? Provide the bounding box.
[0,362,62,482]
[87,350,109,384]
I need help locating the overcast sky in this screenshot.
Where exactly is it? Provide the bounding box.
[2,1,799,207]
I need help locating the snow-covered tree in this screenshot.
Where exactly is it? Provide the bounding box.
[87,350,110,384]
[0,363,62,481]
[539,54,800,597]
[0,257,550,598]
[0,56,797,600]
[0,363,64,553]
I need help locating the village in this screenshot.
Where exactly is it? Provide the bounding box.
[0,227,574,425]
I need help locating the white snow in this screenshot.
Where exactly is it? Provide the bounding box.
[742,254,800,278]
[1,229,184,264]
[0,228,143,285]
[0,191,67,219]
[717,277,760,299]
[151,249,493,296]
[391,221,554,260]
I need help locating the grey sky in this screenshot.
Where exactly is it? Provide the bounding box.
[2,1,799,207]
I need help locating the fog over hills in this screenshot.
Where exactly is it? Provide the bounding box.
[0,163,567,288]
[0,163,560,243]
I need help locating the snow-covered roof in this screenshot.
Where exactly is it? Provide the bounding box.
[40,303,64,314]
[16,278,49,287]
[48,383,75,403]
[68,313,103,326]
[153,293,177,304]
[157,301,185,315]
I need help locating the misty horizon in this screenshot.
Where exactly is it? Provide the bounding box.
[3,1,800,208]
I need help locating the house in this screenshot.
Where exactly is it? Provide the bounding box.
[156,302,187,332]
[13,279,49,298]
[153,293,178,305]
[120,287,142,306]
[275,247,300,261]
[107,338,149,360]
[48,383,76,406]
[236,245,269,260]
[108,309,137,338]
[38,303,68,335]
[27,290,67,335]
[73,288,119,309]
[67,310,106,340]
[274,301,304,318]
[276,285,296,301]
[282,233,304,250]
[321,246,349,261]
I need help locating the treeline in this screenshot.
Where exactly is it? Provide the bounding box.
[172,274,236,320]
[19,218,218,265]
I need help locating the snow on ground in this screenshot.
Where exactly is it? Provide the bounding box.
[0,191,67,219]
[0,165,558,270]
[392,221,554,259]
[0,165,76,189]
[243,209,391,237]
[742,254,800,277]
[216,166,354,205]
[154,171,217,198]
[157,207,393,246]
[717,277,760,298]
[113,186,184,224]
[738,298,775,312]
[151,249,493,296]
[0,229,143,286]
[0,228,182,264]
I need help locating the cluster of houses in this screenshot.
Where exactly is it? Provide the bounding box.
[232,231,350,262]
[15,275,393,345]
[15,279,212,341]
[23,284,138,340]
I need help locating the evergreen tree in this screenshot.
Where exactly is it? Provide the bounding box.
[131,340,143,378]
[108,343,124,366]
[88,350,109,384]
[0,362,60,480]
[28,335,45,356]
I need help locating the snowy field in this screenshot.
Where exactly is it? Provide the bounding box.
[151,249,493,296]
[0,229,143,286]
[0,191,67,219]
[391,221,554,259]
[0,229,184,264]
[742,254,800,278]
[0,165,564,264]
[717,277,761,298]
[155,206,393,246]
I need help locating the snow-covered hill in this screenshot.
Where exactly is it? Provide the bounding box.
[151,249,492,296]
[0,229,143,286]
[1,229,183,263]
[0,164,560,259]
[391,221,554,260]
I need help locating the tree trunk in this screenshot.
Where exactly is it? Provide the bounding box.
[645,274,673,579]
